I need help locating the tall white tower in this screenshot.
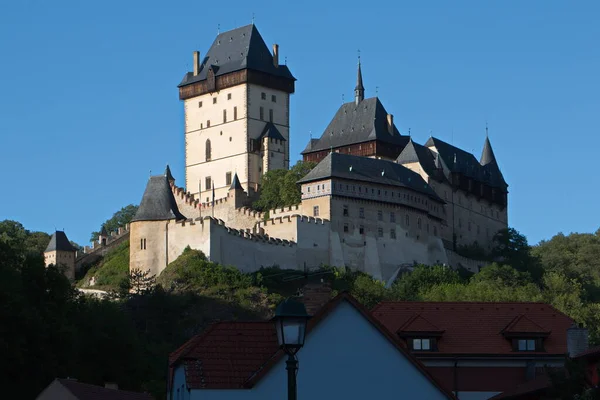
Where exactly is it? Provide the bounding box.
[178,24,296,203]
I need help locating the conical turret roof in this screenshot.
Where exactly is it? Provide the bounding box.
[132,175,187,222]
[165,164,175,182]
[45,231,76,253]
[480,137,497,166]
[229,173,244,191]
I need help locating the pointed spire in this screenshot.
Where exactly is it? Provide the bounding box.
[354,52,365,105]
[229,173,243,191]
[480,136,497,166]
[164,164,175,183]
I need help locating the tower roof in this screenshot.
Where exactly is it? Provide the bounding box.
[132,175,187,222]
[229,173,244,191]
[259,122,286,142]
[480,136,497,166]
[178,24,295,88]
[301,97,407,154]
[45,231,76,253]
[165,164,175,182]
[396,139,442,180]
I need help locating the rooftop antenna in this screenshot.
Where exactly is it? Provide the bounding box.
[342,93,345,103]
[376,86,379,96]
[217,23,220,34]
[149,169,152,178]
[251,13,255,25]
[485,121,489,138]
[309,130,312,139]
[408,128,411,137]
[429,129,433,138]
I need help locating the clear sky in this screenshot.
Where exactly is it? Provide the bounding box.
[1,0,598,247]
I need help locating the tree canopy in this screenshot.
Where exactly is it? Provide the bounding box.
[253,161,316,211]
[90,204,139,242]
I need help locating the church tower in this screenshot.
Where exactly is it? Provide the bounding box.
[178,25,296,203]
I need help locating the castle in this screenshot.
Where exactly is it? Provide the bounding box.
[45,24,508,284]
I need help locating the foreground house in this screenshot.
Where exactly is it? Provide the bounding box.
[36,378,153,400]
[168,293,455,400]
[372,301,588,400]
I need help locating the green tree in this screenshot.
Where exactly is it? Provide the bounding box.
[90,204,139,242]
[492,227,542,278]
[253,161,316,211]
[391,265,462,300]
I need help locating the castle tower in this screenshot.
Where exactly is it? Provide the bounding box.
[228,172,247,209]
[178,24,296,204]
[98,225,109,246]
[44,231,77,280]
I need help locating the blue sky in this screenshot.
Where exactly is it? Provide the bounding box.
[1,0,598,246]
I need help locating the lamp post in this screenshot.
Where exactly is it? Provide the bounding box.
[273,298,309,400]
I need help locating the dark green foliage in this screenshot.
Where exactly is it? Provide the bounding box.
[547,358,600,399]
[253,161,316,211]
[78,240,130,290]
[90,204,139,242]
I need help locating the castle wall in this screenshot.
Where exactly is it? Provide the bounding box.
[130,220,168,277]
[44,250,75,280]
[427,180,507,251]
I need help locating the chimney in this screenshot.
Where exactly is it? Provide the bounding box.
[567,323,589,357]
[387,114,394,134]
[193,51,201,76]
[300,282,332,315]
[272,44,279,68]
[105,383,118,390]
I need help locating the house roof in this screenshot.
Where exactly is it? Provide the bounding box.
[178,24,295,88]
[425,136,507,190]
[301,97,408,154]
[398,314,444,334]
[502,314,551,335]
[169,293,456,398]
[131,175,187,222]
[44,231,76,253]
[297,152,443,203]
[48,379,154,400]
[372,302,574,356]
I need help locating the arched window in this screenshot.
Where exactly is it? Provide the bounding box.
[405,214,410,226]
[206,139,212,161]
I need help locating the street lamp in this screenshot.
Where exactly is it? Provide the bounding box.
[273,298,310,400]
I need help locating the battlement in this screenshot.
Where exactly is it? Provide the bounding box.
[172,215,296,246]
[267,204,302,218]
[256,214,330,229]
[82,224,130,255]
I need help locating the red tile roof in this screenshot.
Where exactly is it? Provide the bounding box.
[398,314,444,334]
[54,379,154,400]
[372,302,574,355]
[502,315,550,335]
[169,292,456,399]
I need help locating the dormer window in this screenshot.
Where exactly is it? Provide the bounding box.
[516,339,537,352]
[411,338,436,351]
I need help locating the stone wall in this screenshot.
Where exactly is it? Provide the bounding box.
[76,226,130,271]
[445,249,489,273]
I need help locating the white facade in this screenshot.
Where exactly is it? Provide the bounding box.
[170,299,451,400]
[184,82,290,202]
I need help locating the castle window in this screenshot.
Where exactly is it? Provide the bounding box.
[377,210,383,221]
[227,93,232,100]
[359,208,365,219]
[434,226,438,236]
[198,101,203,108]
[427,223,430,233]
[226,172,232,186]
[205,139,212,161]
[201,123,203,129]
[477,225,480,234]
[205,177,211,190]
[260,107,264,120]
[234,106,238,120]
[269,109,273,122]
[406,215,410,226]
[313,206,319,217]
[378,190,381,195]
[378,228,383,238]
[223,109,227,123]
[229,137,232,142]
[213,97,217,104]
[344,223,349,233]
[418,218,422,229]
[207,120,211,127]
[308,187,310,192]
[261,92,266,100]
[390,212,396,223]
[140,238,146,250]
[343,205,349,217]
[359,225,365,235]
[390,229,396,239]
[272,94,276,102]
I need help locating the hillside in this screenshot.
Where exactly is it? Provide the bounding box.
[77,240,130,291]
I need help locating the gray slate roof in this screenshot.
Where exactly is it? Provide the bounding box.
[229,173,243,190]
[132,175,187,222]
[425,136,507,189]
[165,164,175,182]
[178,24,295,88]
[259,122,286,141]
[44,231,76,253]
[301,97,408,154]
[47,378,154,400]
[297,152,443,202]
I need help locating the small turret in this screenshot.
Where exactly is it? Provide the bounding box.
[480,136,497,167]
[44,231,77,280]
[98,225,109,246]
[228,173,247,209]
